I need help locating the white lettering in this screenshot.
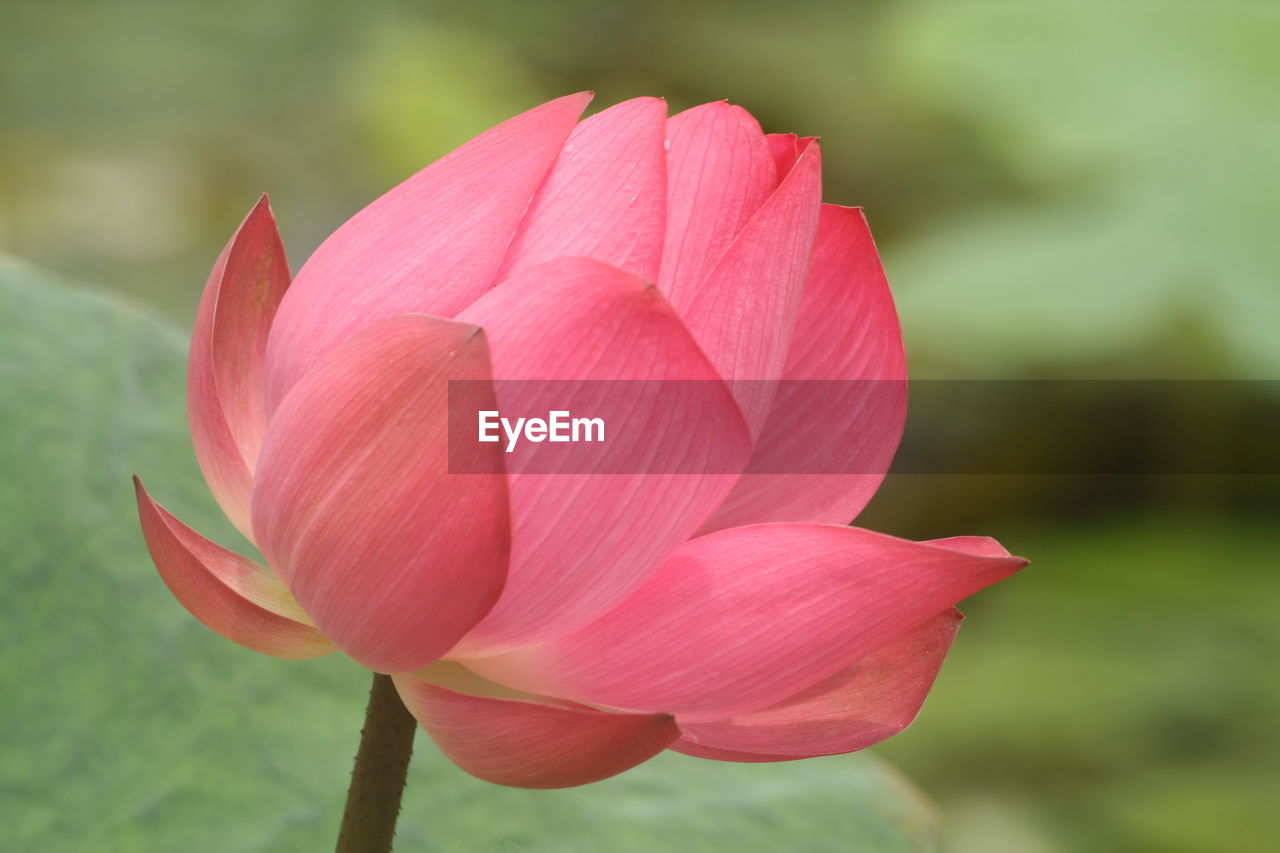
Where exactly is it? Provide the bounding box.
[572,416,605,442]
[549,410,570,442]
[501,417,525,453]
[478,411,500,442]
[478,410,606,453]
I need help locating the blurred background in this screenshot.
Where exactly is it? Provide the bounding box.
[2,1,1276,851]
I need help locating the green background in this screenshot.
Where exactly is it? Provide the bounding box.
[2,1,1276,850]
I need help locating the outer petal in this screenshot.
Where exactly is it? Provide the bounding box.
[666,139,824,437]
[702,205,906,532]
[134,477,334,659]
[264,93,592,411]
[467,524,1024,720]
[672,608,962,760]
[452,258,752,654]
[393,674,678,789]
[252,316,509,673]
[496,97,667,282]
[658,101,776,301]
[188,195,291,540]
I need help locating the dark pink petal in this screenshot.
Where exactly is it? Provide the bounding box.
[701,205,906,531]
[658,101,775,305]
[252,316,509,673]
[668,140,824,437]
[673,608,962,760]
[496,96,667,282]
[452,258,752,654]
[467,524,1024,720]
[393,674,678,789]
[188,196,291,540]
[264,93,592,411]
[134,477,334,659]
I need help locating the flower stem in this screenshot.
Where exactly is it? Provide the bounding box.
[334,673,418,853]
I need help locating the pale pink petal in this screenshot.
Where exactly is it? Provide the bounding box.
[264,93,592,411]
[658,101,775,303]
[668,140,824,437]
[252,316,509,673]
[188,195,291,540]
[393,674,678,789]
[701,205,906,531]
[466,524,1025,720]
[673,608,962,760]
[496,97,667,282]
[452,258,752,654]
[134,477,334,659]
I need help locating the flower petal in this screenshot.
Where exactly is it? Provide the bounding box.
[764,134,820,184]
[393,673,678,789]
[452,258,752,654]
[673,608,962,760]
[252,315,509,672]
[133,477,334,659]
[496,96,667,282]
[924,536,1013,558]
[264,93,592,411]
[659,101,776,301]
[667,138,824,436]
[764,132,800,182]
[701,205,906,531]
[467,524,1024,720]
[188,195,291,540]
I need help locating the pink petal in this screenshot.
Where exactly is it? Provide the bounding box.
[673,608,962,760]
[466,524,1024,720]
[764,134,818,182]
[134,477,334,659]
[924,536,1013,558]
[251,315,510,673]
[393,673,678,789]
[701,205,906,532]
[264,93,592,411]
[658,101,776,306]
[668,138,824,437]
[765,133,800,182]
[496,97,667,283]
[451,258,752,654]
[187,195,291,540]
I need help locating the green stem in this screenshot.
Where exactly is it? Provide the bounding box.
[334,673,418,853]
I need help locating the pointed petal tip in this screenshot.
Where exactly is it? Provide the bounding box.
[134,478,336,660]
[467,524,1021,718]
[395,313,486,349]
[925,535,1025,564]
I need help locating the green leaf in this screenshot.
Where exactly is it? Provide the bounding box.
[880,0,1280,377]
[0,257,938,851]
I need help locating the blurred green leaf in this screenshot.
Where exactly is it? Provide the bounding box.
[878,514,1280,853]
[881,0,1280,377]
[0,259,938,851]
[341,21,546,184]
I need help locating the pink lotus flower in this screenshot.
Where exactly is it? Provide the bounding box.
[135,93,1025,789]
